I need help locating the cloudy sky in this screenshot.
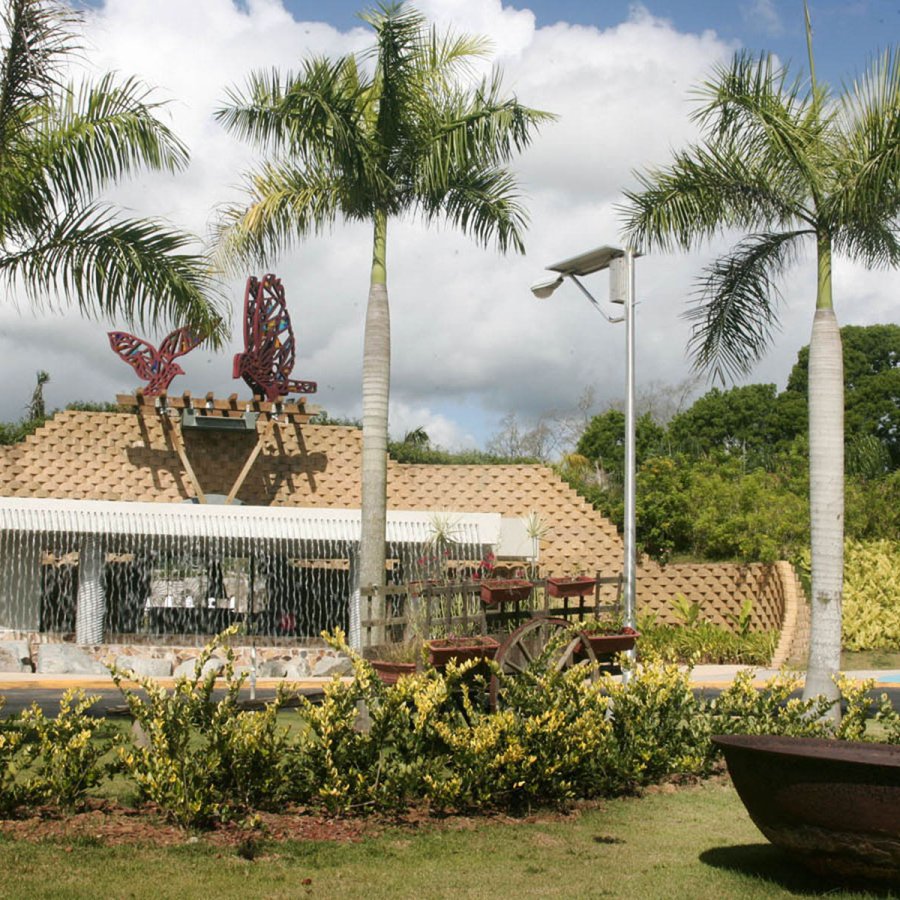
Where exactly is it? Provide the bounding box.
[1,0,897,449]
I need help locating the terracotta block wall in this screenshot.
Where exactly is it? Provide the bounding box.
[632,560,800,633]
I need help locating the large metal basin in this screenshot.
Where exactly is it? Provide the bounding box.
[713,734,900,884]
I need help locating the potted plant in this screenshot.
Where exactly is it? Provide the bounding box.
[366,640,423,685]
[426,634,500,668]
[578,617,639,656]
[480,578,533,605]
[546,574,597,598]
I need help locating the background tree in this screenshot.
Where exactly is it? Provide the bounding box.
[0,0,223,338]
[667,383,803,469]
[576,409,665,477]
[786,324,900,470]
[622,20,900,706]
[215,2,549,598]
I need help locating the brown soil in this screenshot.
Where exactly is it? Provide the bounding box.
[0,801,371,848]
[0,777,722,849]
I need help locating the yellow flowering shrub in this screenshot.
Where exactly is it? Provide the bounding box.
[18,689,112,809]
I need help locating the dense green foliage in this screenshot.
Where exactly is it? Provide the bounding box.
[796,540,900,652]
[565,324,900,563]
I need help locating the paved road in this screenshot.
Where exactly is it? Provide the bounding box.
[2,667,900,716]
[0,676,329,716]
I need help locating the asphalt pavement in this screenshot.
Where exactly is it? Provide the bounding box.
[2,665,900,716]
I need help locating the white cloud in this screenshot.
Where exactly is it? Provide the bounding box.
[0,0,895,451]
[741,0,785,38]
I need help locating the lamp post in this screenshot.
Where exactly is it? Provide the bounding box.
[531,246,640,632]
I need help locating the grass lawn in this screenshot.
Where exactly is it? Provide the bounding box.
[1,780,894,900]
[842,649,900,671]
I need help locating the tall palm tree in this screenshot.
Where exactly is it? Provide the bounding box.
[0,0,224,339]
[214,3,550,600]
[622,19,900,710]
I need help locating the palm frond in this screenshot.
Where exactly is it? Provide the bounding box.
[216,58,371,164]
[408,74,552,199]
[213,163,352,273]
[691,51,829,205]
[685,230,808,380]
[828,48,900,247]
[834,217,900,269]
[0,204,227,345]
[419,163,528,254]
[0,0,81,154]
[37,73,188,204]
[622,141,807,252]
[420,22,490,91]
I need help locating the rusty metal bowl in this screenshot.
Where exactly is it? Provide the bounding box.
[713,734,900,884]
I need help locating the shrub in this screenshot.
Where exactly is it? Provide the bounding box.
[110,629,289,828]
[0,698,24,815]
[18,689,113,809]
[601,661,710,785]
[637,617,777,666]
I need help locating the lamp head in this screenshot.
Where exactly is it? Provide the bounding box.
[530,274,564,299]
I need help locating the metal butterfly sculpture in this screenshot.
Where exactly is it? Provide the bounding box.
[233,273,317,401]
[108,327,204,396]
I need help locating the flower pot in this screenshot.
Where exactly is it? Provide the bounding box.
[427,636,500,668]
[547,576,597,598]
[480,579,533,606]
[370,659,416,685]
[582,629,639,657]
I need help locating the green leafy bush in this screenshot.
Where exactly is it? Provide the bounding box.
[601,662,710,784]
[18,689,113,809]
[0,699,24,815]
[110,629,289,827]
[636,614,777,666]
[796,539,900,651]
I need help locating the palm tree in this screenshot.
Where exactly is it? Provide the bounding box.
[0,0,224,339]
[621,15,900,710]
[214,2,550,599]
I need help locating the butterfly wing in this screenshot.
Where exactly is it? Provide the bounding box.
[108,331,161,382]
[158,327,204,363]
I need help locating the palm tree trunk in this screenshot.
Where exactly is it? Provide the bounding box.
[359,210,390,626]
[803,236,843,715]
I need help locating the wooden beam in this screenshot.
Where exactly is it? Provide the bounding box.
[224,418,271,504]
[162,415,206,504]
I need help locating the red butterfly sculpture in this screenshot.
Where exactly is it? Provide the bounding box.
[108,327,204,396]
[232,273,317,401]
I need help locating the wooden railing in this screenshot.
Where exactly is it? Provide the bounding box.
[359,573,622,649]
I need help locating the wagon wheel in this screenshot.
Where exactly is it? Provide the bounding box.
[488,616,598,710]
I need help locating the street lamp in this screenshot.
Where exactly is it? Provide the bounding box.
[531,245,640,633]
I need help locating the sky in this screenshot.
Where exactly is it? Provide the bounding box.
[1,0,897,450]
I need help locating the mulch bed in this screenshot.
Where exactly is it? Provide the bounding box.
[0,801,371,848]
[0,775,724,849]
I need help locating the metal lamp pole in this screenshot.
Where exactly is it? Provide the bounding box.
[531,245,640,631]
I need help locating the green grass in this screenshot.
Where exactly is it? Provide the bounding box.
[842,649,900,671]
[0,781,894,899]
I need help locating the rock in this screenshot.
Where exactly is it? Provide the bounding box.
[114,656,173,678]
[36,644,109,676]
[258,660,287,678]
[0,641,32,673]
[173,657,225,679]
[284,658,311,680]
[312,655,353,677]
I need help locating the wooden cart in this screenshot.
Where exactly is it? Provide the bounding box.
[360,573,635,707]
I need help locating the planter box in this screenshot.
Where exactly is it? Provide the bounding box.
[582,629,639,657]
[427,636,500,668]
[370,659,416,685]
[547,576,597,598]
[480,579,533,606]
